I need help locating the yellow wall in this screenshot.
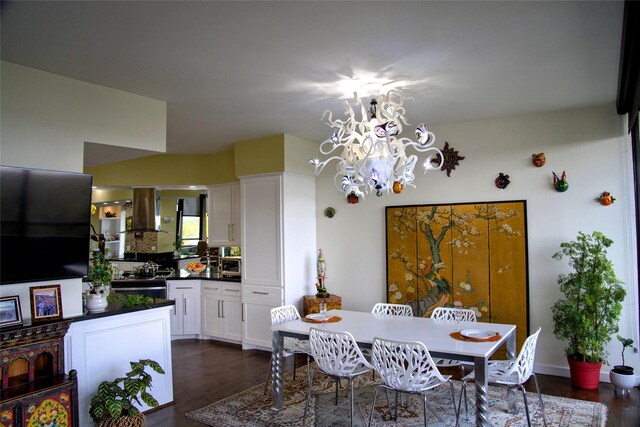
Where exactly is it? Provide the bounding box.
[85,134,319,187]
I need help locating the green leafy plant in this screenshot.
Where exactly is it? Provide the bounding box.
[89,359,165,425]
[87,250,116,291]
[108,293,155,308]
[616,334,634,370]
[551,231,626,364]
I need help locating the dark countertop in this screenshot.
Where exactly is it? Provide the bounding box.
[112,253,201,262]
[72,298,175,322]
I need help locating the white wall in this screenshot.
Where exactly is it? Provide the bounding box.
[0,62,168,319]
[315,104,638,379]
[1,61,167,173]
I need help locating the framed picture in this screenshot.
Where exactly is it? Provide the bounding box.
[29,284,63,322]
[0,295,23,328]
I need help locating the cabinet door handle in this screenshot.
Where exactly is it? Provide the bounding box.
[184,299,187,315]
[252,291,269,295]
[217,300,221,318]
[221,300,225,318]
[176,287,192,290]
[225,288,240,292]
[242,303,245,322]
[204,287,219,291]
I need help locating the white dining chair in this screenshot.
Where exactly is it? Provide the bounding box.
[303,327,373,426]
[371,302,414,318]
[456,327,547,427]
[263,304,312,395]
[368,337,458,426]
[430,306,477,377]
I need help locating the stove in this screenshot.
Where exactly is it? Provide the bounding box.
[111,277,167,299]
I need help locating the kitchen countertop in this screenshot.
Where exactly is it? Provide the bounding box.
[168,268,241,282]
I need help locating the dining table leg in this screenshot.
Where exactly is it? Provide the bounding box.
[474,356,490,427]
[271,330,285,411]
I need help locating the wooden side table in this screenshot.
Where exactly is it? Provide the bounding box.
[303,294,342,316]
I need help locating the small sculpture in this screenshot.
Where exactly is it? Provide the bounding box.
[432,142,465,177]
[598,191,615,206]
[553,171,569,192]
[532,153,546,167]
[495,173,510,189]
[316,249,329,297]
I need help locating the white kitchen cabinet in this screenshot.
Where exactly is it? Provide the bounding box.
[240,173,316,350]
[201,281,242,343]
[167,280,201,338]
[101,210,125,259]
[208,183,241,246]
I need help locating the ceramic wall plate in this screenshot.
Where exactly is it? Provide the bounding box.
[460,329,497,340]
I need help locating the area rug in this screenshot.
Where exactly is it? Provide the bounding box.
[185,367,607,426]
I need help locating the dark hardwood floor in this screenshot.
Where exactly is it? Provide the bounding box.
[146,339,639,426]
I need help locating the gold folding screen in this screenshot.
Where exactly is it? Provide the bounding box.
[386,201,529,350]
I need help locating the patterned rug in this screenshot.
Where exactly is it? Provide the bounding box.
[186,367,607,426]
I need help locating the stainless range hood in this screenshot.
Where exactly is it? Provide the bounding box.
[132,188,158,232]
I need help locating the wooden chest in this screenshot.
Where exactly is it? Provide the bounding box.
[303,294,342,316]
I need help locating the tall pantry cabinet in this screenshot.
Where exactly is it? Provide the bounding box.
[240,173,317,349]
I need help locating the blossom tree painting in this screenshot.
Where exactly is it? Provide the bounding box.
[386,201,528,350]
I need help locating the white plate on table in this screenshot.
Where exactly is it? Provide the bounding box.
[460,329,497,340]
[306,313,333,320]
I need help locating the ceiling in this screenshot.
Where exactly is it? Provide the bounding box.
[1,1,625,167]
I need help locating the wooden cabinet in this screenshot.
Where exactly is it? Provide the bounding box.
[240,173,316,350]
[167,280,201,337]
[208,183,241,246]
[0,320,78,427]
[303,294,342,316]
[201,282,242,343]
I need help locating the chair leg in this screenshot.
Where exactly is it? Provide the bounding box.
[394,389,399,421]
[335,378,340,405]
[349,378,355,427]
[368,385,381,426]
[519,384,532,427]
[456,380,469,427]
[531,374,548,427]
[263,354,273,395]
[422,393,428,427]
[448,380,458,417]
[303,371,315,426]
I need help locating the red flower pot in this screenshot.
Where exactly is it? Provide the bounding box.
[568,357,602,390]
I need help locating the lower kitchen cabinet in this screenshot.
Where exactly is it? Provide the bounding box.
[167,280,201,337]
[242,284,282,348]
[202,282,242,343]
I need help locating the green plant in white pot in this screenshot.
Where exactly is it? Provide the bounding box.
[609,335,636,395]
[551,231,626,390]
[86,250,116,313]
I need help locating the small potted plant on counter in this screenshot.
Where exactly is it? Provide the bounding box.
[609,335,636,395]
[89,359,165,427]
[172,239,182,257]
[86,249,116,313]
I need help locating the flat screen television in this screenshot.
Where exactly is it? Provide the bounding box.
[1,165,93,284]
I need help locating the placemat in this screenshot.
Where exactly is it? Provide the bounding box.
[450,331,502,342]
[302,315,342,324]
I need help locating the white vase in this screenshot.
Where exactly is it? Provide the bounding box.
[609,369,636,395]
[86,292,108,313]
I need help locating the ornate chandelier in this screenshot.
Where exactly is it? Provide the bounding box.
[310,91,443,199]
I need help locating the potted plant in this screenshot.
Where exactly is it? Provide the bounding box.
[551,231,626,389]
[89,359,165,427]
[172,239,182,257]
[609,335,636,394]
[86,250,116,312]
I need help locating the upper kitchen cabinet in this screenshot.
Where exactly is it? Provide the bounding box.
[99,204,125,259]
[207,183,241,246]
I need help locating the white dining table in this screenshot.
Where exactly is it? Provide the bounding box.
[271,309,516,427]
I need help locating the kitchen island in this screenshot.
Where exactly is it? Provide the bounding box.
[65,299,174,426]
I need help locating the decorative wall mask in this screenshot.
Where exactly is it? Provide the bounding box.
[347,191,359,204]
[532,153,546,167]
[553,171,568,192]
[598,191,615,206]
[324,207,336,218]
[433,142,465,177]
[495,173,510,189]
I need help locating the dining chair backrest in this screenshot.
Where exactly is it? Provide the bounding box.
[309,327,371,377]
[431,306,477,322]
[371,303,413,318]
[371,337,449,393]
[271,304,301,326]
[495,327,542,384]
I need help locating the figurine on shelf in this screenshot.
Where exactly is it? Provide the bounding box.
[553,171,569,192]
[598,191,616,206]
[316,249,329,298]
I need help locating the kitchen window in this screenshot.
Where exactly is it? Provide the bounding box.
[176,195,207,247]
